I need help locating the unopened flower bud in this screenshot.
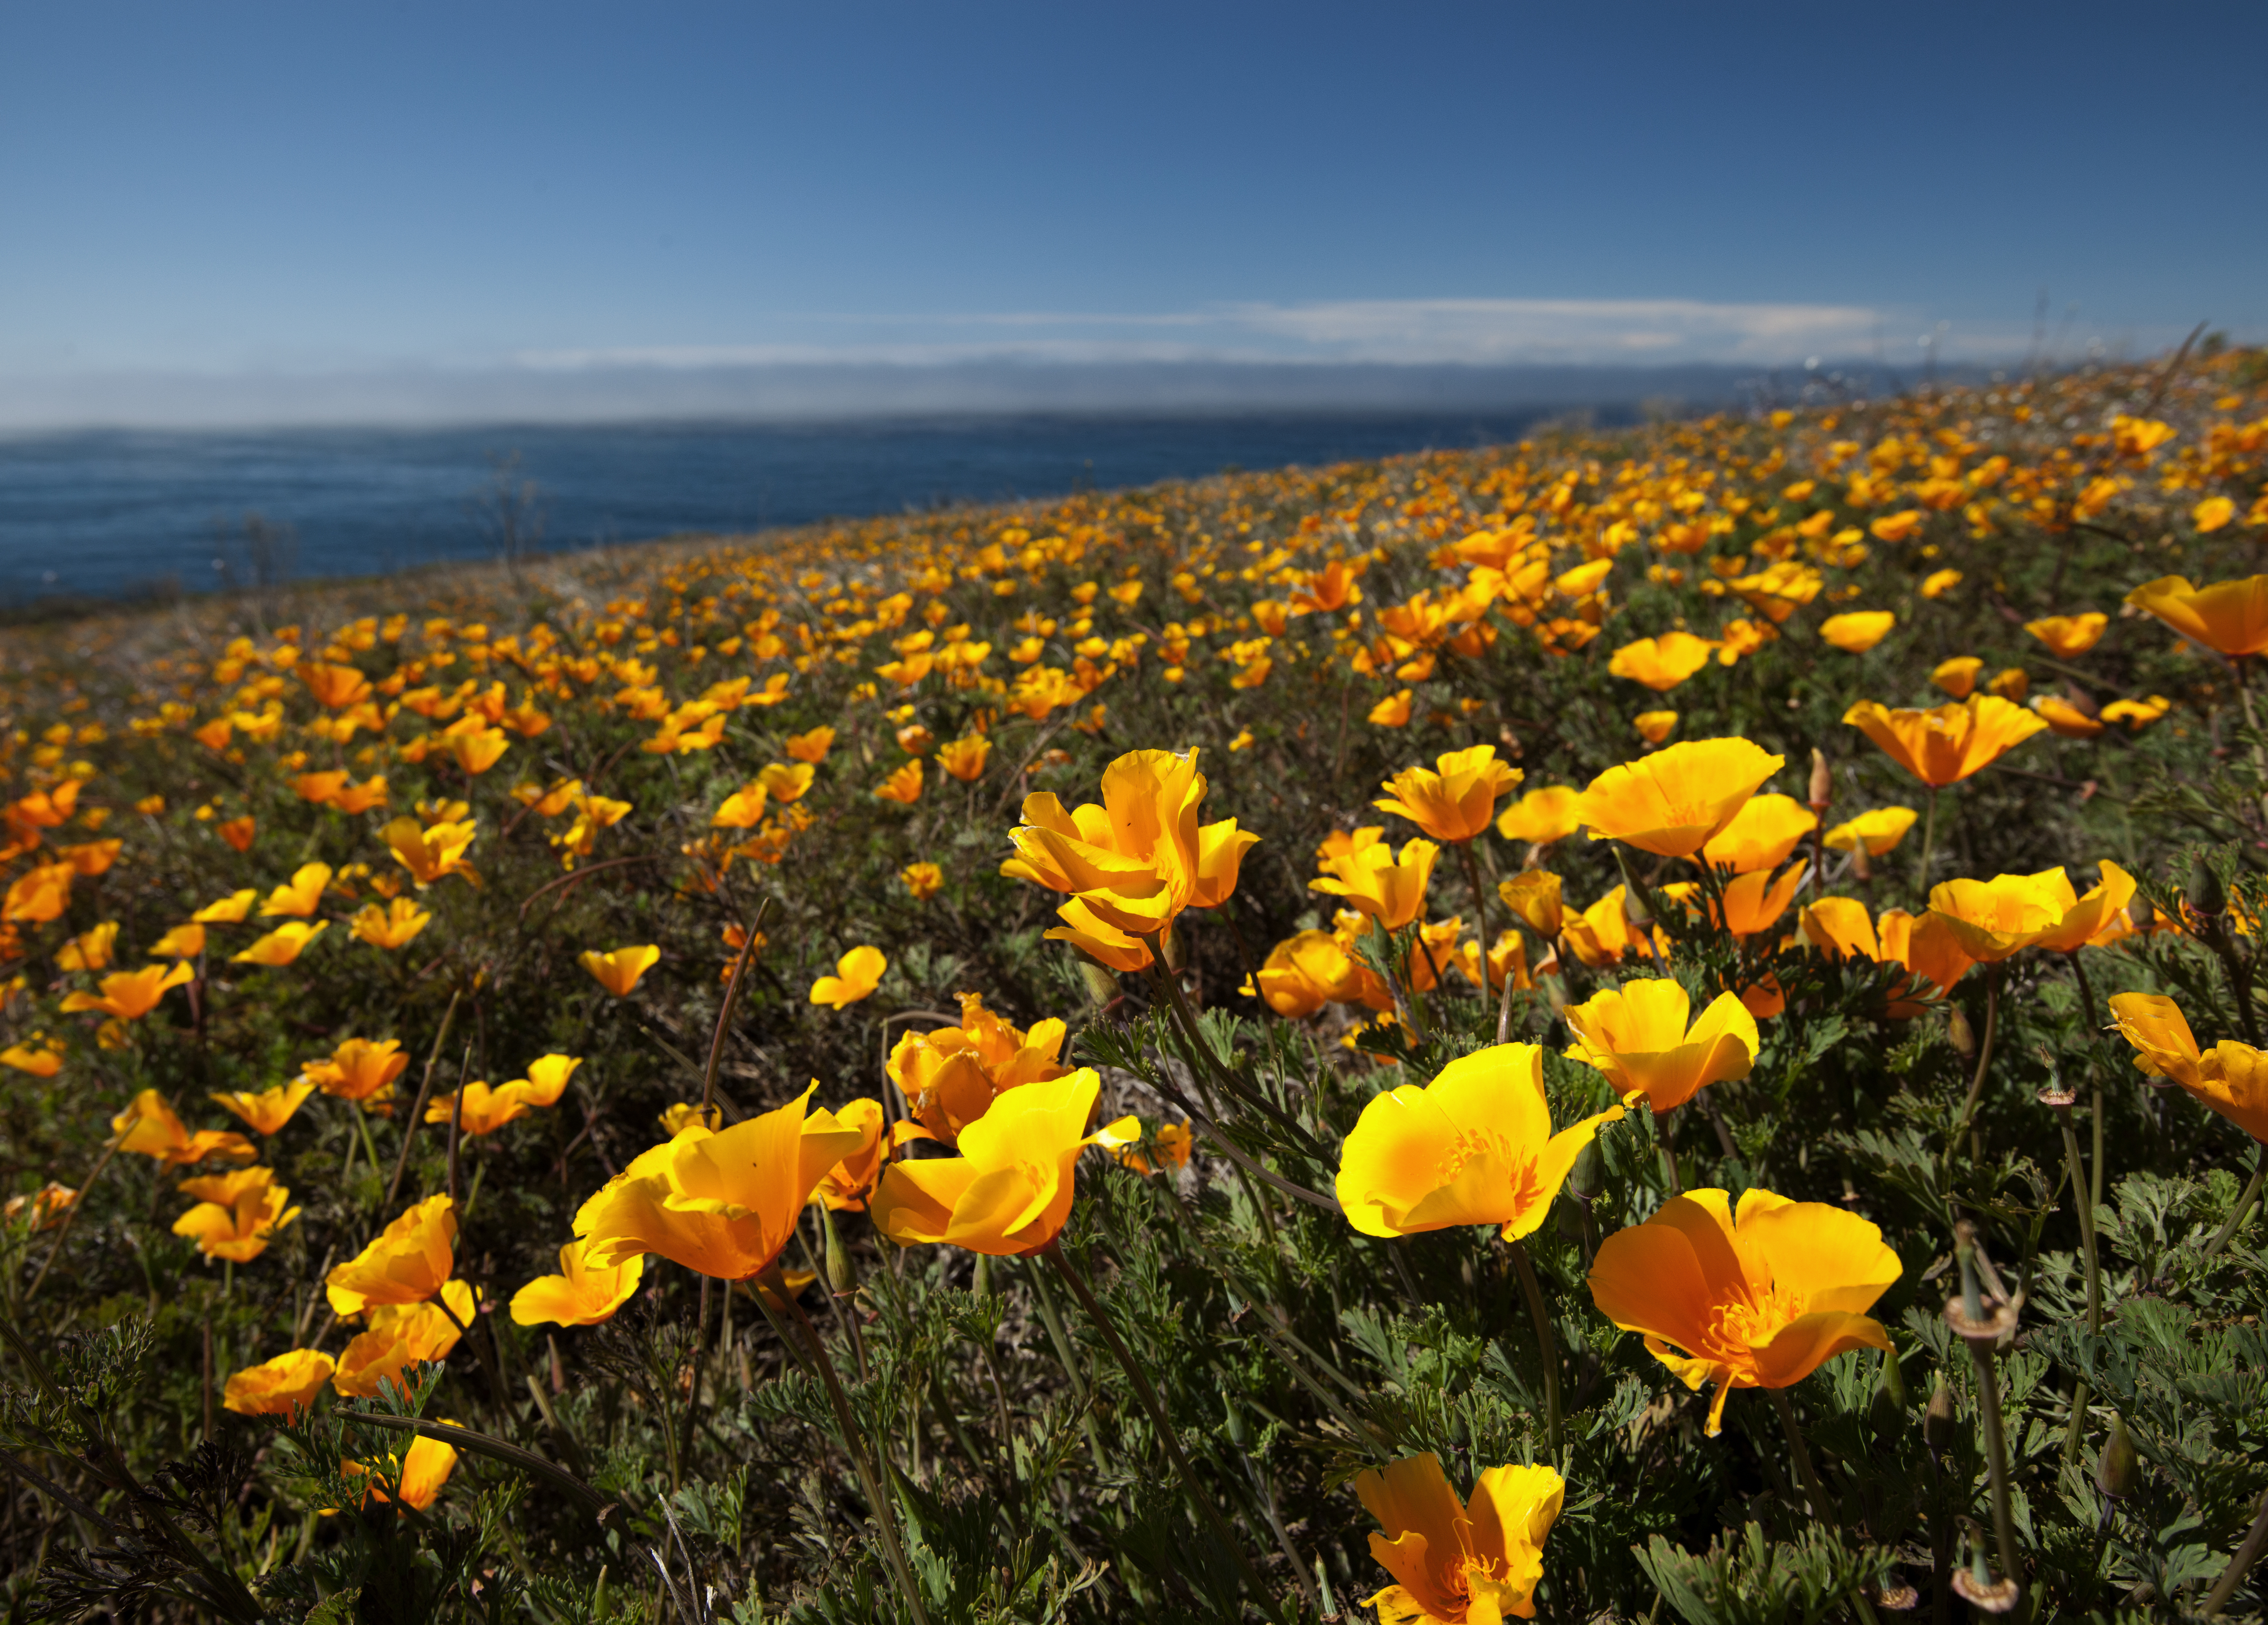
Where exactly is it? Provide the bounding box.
[1566,1140,1604,1202]
[2190,857,2228,920]
[1076,958,1119,1007]
[2095,1413,2139,1500]
[1947,1005,1976,1058]
[1808,747,1834,812]
[820,1204,858,1299]
[1923,1375,1956,1457]
[1613,847,1657,930]
[1851,841,1872,882]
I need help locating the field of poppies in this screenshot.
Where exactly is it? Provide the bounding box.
[2,342,2268,1624]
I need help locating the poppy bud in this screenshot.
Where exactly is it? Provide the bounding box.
[1612,847,1657,930]
[2095,1413,2139,1500]
[1076,959,1118,1007]
[821,1204,858,1299]
[1851,841,1871,882]
[1222,1394,1249,1448]
[1808,748,1834,812]
[1924,1374,1956,1457]
[1566,1139,1603,1202]
[1947,1005,1976,1058]
[971,1252,991,1299]
[2190,857,2227,919]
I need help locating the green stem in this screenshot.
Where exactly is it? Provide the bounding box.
[2204,1486,2268,1616]
[23,1137,119,1304]
[1970,1335,2025,1604]
[1457,839,1495,962]
[1765,1386,1883,1625]
[1506,1238,1562,1459]
[2204,1150,2268,1259]
[2056,1103,2103,1465]
[778,1275,933,1625]
[1917,784,1940,901]
[383,986,463,1211]
[1044,1239,1281,1619]
[1945,965,2002,1177]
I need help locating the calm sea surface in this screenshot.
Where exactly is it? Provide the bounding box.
[0,410,1600,605]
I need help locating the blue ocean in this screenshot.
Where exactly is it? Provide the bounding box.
[0,410,1602,606]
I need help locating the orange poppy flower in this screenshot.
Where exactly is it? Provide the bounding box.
[1608,631,1717,691]
[1374,745,1522,843]
[581,944,660,997]
[886,991,1072,1144]
[1841,695,2048,786]
[1588,1187,1899,1433]
[62,962,193,1020]
[2025,613,2108,657]
[305,1038,410,1104]
[2108,992,2268,1143]
[2124,574,2268,656]
[1353,1453,1564,1625]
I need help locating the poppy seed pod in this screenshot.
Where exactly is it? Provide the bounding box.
[1808,748,1834,812]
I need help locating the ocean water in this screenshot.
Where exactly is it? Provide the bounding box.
[0,409,1604,605]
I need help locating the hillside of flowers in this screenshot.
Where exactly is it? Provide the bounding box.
[3,344,2268,1623]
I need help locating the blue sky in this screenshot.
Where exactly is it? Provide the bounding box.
[0,1,2260,415]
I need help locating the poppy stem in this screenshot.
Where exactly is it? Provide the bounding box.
[703,896,772,1118]
[2204,1147,2268,1259]
[1764,1387,1882,1625]
[23,1136,119,1304]
[778,1276,932,1625]
[2204,1485,2268,1617]
[384,986,463,1212]
[1041,1239,1282,1619]
[1946,964,2002,1173]
[1457,839,1495,961]
[1504,1238,1564,1458]
[1917,785,1940,900]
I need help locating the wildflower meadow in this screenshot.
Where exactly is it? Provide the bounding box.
[6,343,2268,1623]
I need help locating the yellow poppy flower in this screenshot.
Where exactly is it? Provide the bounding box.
[151,922,207,958]
[2024,613,2108,657]
[231,920,327,967]
[874,760,924,804]
[575,1085,865,1281]
[937,735,992,780]
[509,1236,645,1328]
[327,1195,459,1315]
[1495,785,1581,845]
[305,1037,409,1104]
[349,898,432,949]
[257,862,331,918]
[1310,836,1438,930]
[1336,1042,1622,1239]
[1575,738,1785,858]
[870,1070,1128,1257]
[1819,611,1895,653]
[343,1430,459,1511]
[784,726,836,763]
[1697,794,1817,874]
[2109,992,2268,1143]
[887,991,1072,1144]
[810,945,886,1008]
[812,1098,889,1211]
[1822,807,1918,856]
[172,1167,298,1262]
[209,1078,317,1137]
[1563,979,1758,1114]
[1608,631,1717,691]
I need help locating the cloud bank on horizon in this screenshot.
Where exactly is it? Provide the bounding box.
[0,297,2188,432]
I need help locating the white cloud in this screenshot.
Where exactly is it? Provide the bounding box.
[513,296,1910,371]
